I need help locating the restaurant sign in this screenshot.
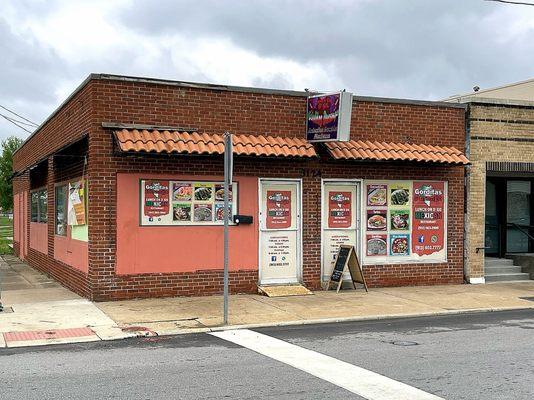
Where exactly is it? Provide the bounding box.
[306,91,353,142]
[412,181,445,257]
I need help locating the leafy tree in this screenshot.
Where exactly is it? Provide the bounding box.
[0,136,24,212]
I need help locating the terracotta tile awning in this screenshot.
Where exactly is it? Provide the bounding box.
[325,140,469,164]
[114,129,317,158]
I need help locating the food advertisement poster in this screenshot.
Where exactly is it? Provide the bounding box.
[140,180,237,226]
[366,234,387,256]
[173,203,191,222]
[328,191,352,228]
[412,181,445,257]
[367,184,387,206]
[266,190,292,229]
[363,180,446,264]
[143,180,170,219]
[306,91,352,142]
[390,183,410,206]
[390,234,410,256]
[173,183,192,201]
[390,210,410,231]
[68,180,86,225]
[367,209,387,231]
[194,183,214,202]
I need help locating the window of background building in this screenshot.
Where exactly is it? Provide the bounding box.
[30,188,48,223]
[55,185,67,235]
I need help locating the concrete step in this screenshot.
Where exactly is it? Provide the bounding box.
[484,258,514,267]
[485,273,531,283]
[485,265,524,274]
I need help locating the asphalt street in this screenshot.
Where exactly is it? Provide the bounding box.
[1,309,534,399]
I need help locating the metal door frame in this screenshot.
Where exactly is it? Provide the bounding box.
[320,178,362,282]
[258,178,303,285]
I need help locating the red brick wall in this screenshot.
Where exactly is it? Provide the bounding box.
[13,76,466,301]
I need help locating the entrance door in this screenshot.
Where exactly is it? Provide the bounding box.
[321,181,360,281]
[259,180,301,285]
[485,178,533,257]
[506,180,531,253]
[484,180,500,256]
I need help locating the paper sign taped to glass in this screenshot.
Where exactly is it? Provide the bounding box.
[68,180,86,225]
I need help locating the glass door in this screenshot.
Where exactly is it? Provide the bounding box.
[484,180,500,256]
[506,180,531,253]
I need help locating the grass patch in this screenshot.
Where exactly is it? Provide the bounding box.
[0,215,13,255]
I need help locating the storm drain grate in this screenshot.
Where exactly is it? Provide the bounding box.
[519,296,534,302]
[389,340,419,347]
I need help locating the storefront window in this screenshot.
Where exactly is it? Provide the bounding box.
[30,188,47,223]
[31,191,39,222]
[55,185,68,235]
[363,180,447,264]
[140,179,238,226]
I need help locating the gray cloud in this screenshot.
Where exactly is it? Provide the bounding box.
[118,0,534,98]
[2,0,534,141]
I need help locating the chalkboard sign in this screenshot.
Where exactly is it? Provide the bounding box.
[326,245,368,293]
[331,246,350,282]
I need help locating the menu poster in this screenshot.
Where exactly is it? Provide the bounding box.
[215,203,232,221]
[328,191,352,228]
[215,184,233,202]
[143,180,170,218]
[412,181,445,256]
[266,190,291,229]
[366,209,387,231]
[390,183,410,206]
[390,209,410,231]
[68,180,86,225]
[367,184,387,207]
[141,180,237,226]
[173,183,192,201]
[366,234,387,256]
[173,203,191,222]
[390,234,410,256]
[193,183,214,202]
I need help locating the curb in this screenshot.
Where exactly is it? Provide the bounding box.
[156,305,534,336]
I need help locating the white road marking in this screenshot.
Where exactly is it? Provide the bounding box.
[210,329,444,400]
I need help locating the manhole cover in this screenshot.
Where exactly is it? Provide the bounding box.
[390,340,419,346]
[519,297,534,302]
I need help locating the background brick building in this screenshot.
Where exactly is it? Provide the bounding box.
[448,80,534,283]
[12,74,468,300]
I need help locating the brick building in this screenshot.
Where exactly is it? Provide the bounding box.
[12,74,468,301]
[448,79,534,283]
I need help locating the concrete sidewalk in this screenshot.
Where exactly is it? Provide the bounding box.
[96,280,534,335]
[0,255,134,348]
[2,254,534,348]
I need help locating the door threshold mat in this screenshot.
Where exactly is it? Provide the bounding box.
[258,284,313,297]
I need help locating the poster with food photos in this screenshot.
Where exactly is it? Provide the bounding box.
[141,180,237,226]
[367,209,387,231]
[366,234,387,256]
[390,234,410,256]
[367,184,387,207]
[363,180,446,263]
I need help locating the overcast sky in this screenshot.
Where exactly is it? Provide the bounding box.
[1,0,534,141]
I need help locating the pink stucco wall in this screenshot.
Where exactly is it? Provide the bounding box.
[54,229,88,273]
[116,173,259,275]
[29,222,47,254]
[13,193,19,245]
